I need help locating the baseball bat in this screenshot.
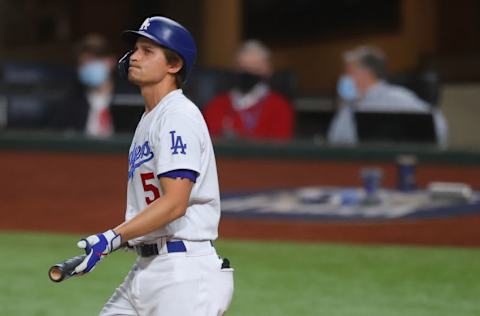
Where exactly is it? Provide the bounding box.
[48,254,86,283]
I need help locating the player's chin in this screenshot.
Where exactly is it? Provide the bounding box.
[128,72,143,85]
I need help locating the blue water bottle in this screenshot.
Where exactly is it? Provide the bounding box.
[397,155,417,192]
[360,167,383,204]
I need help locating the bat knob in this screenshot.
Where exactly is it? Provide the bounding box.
[48,254,86,283]
[48,265,65,282]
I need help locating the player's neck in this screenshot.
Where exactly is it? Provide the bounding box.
[140,80,178,113]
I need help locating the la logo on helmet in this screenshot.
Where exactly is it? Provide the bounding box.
[139,19,150,31]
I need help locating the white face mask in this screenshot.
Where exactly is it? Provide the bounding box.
[337,75,358,102]
[78,61,109,88]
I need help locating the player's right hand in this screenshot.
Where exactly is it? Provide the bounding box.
[74,229,122,274]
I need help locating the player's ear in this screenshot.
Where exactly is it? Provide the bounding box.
[167,59,183,75]
[163,47,183,75]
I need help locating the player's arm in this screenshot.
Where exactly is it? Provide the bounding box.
[74,176,193,274]
[114,176,193,241]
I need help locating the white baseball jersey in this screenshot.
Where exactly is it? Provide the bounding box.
[125,89,220,245]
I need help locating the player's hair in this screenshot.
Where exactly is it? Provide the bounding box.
[162,47,184,88]
[343,46,387,79]
[74,34,113,58]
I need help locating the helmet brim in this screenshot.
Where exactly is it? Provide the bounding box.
[121,30,167,47]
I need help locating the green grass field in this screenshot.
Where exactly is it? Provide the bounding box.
[0,231,479,316]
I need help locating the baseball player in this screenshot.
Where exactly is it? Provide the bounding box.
[73,16,234,315]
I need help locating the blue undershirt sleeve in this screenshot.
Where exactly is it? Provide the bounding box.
[157,169,198,183]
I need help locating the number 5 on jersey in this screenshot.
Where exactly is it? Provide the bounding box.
[140,172,160,204]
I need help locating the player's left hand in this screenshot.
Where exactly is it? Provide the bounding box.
[74,229,122,274]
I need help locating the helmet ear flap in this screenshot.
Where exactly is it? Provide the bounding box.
[117,50,133,79]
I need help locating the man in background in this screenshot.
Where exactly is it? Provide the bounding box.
[327,45,448,147]
[51,34,116,137]
[203,40,294,141]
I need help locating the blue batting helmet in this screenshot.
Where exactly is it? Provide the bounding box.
[120,16,197,83]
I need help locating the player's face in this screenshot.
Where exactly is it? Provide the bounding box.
[128,37,181,86]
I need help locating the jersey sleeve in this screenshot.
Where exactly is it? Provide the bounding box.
[152,111,203,177]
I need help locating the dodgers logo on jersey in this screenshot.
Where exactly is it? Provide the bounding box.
[128,141,154,179]
[170,130,187,155]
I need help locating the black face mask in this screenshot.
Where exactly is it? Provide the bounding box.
[235,72,263,93]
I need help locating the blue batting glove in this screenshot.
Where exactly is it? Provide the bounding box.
[74,229,122,274]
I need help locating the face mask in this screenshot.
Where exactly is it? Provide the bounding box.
[235,72,263,93]
[78,61,109,88]
[337,75,358,102]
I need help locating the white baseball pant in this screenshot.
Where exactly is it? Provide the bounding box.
[99,240,234,316]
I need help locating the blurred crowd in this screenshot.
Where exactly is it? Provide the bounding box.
[50,34,117,137]
[0,33,448,148]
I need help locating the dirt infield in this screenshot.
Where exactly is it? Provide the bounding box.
[1,151,480,247]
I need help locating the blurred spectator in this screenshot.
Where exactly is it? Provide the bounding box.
[327,46,448,147]
[203,40,294,141]
[51,34,116,137]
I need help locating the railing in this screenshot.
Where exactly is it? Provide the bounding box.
[0,131,479,165]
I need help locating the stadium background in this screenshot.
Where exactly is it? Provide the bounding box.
[1,0,480,315]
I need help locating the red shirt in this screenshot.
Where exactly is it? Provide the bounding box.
[203,91,294,141]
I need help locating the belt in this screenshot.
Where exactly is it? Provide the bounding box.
[134,240,214,257]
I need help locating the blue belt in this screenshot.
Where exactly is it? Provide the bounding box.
[135,240,187,257]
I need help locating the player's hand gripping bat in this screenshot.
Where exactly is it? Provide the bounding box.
[49,231,126,283]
